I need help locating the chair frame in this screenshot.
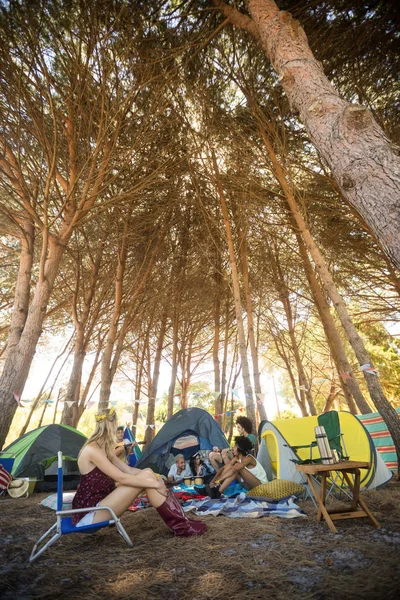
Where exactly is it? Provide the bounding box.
[30,451,133,563]
[288,412,352,503]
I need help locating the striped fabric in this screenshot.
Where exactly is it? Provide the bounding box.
[357,408,400,471]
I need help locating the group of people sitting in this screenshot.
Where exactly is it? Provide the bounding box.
[167,452,213,484]
[71,410,267,539]
[166,416,268,499]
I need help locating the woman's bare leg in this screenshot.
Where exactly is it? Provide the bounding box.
[94,469,167,522]
[237,469,261,491]
[221,449,233,465]
[219,474,238,492]
[209,452,223,471]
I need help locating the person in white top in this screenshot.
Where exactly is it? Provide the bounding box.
[167,454,192,484]
[206,436,267,497]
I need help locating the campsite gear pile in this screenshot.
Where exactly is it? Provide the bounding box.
[0,464,30,499]
[1,452,31,499]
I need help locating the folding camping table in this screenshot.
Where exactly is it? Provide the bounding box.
[296,460,381,534]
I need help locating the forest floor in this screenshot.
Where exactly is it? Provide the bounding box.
[1,481,400,600]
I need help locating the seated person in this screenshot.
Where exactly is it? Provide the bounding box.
[189,452,214,482]
[72,407,206,536]
[236,416,257,450]
[167,454,192,484]
[114,426,126,460]
[208,415,257,470]
[206,436,267,498]
[208,445,232,471]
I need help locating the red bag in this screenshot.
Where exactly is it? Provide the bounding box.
[0,464,13,494]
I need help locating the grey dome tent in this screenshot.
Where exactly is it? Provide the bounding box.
[136,407,229,476]
[3,424,87,491]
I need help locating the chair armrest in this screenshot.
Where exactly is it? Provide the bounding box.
[56,505,119,522]
[285,442,317,451]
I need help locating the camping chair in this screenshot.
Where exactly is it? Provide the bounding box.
[290,411,349,464]
[30,452,133,563]
[288,411,351,501]
[0,452,16,474]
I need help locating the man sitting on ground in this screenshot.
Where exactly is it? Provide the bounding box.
[167,454,192,484]
[205,436,267,498]
[114,425,126,460]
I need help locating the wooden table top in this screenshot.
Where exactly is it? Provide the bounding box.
[295,460,370,474]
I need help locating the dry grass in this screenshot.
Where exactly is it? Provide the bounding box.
[1,482,400,599]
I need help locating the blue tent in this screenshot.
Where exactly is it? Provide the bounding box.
[136,407,229,476]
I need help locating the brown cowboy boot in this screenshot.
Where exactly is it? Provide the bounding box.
[156,490,207,537]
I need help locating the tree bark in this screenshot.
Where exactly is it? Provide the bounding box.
[167,315,179,419]
[0,238,66,448]
[145,311,168,445]
[6,218,35,352]
[212,150,256,429]
[257,119,400,467]
[272,334,308,417]
[213,0,400,271]
[266,242,316,415]
[294,228,370,414]
[62,237,105,426]
[237,217,268,421]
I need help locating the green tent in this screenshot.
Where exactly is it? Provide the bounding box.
[3,424,87,490]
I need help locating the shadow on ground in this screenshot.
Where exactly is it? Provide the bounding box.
[1,483,400,599]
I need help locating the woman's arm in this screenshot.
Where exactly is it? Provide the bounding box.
[84,444,161,488]
[109,452,142,475]
[216,456,255,483]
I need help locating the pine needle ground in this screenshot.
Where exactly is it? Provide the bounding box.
[1,483,399,600]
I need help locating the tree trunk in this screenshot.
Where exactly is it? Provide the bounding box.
[257,119,400,466]
[266,241,316,415]
[294,228,370,414]
[0,238,65,448]
[214,0,400,271]
[145,312,168,445]
[219,298,231,421]
[271,326,308,417]
[212,150,256,429]
[167,314,179,419]
[61,330,85,427]
[237,218,267,421]
[19,334,73,436]
[73,344,102,429]
[212,260,224,422]
[6,218,34,352]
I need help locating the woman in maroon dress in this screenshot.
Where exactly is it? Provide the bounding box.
[72,407,206,537]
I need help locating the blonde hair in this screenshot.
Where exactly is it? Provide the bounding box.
[82,407,118,460]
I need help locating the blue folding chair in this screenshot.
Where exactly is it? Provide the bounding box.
[30,451,133,563]
[0,452,16,474]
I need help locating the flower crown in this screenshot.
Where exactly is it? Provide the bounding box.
[95,407,116,422]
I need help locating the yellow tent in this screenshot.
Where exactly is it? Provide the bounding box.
[258,411,392,489]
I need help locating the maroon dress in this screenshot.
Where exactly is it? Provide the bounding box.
[72,467,116,525]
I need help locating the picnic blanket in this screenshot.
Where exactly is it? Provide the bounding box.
[182,492,306,519]
[40,492,76,511]
[172,481,247,497]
